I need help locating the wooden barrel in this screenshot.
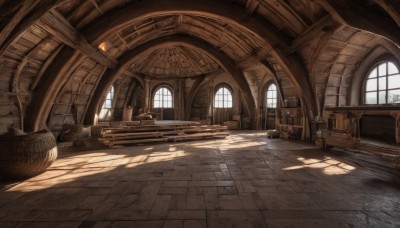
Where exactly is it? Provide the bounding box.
[122,107,133,121]
[0,130,58,179]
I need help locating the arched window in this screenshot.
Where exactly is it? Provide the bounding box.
[214,86,232,108]
[365,61,400,104]
[154,87,173,108]
[99,86,114,119]
[265,83,277,108]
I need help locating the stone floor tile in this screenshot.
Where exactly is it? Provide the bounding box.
[235,180,256,192]
[166,210,206,220]
[239,193,259,210]
[16,222,81,228]
[186,196,205,210]
[130,181,162,210]
[162,181,188,187]
[0,222,18,228]
[110,220,164,228]
[104,210,149,220]
[112,195,139,210]
[168,194,187,211]
[207,210,266,227]
[148,195,172,219]
[187,187,204,196]
[183,220,207,228]
[188,181,235,187]
[78,195,107,209]
[217,186,238,195]
[258,192,321,210]
[158,187,187,195]
[162,220,183,228]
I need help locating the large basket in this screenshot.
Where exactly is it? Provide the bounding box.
[0,130,58,179]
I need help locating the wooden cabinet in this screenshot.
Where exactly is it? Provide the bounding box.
[276,108,304,140]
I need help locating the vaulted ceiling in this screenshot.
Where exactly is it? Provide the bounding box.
[0,0,399,132]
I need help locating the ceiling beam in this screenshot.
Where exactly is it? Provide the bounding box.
[289,15,339,53]
[185,75,205,120]
[25,47,81,131]
[84,35,256,125]
[37,9,117,68]
[121,70,145,88]
[374,0,400,28]
[318,0,400,46]
[245,0,259,15]
[177,46,207,74]
[235,48,269,70]
[0,0,61,55]
[82,0,290,47]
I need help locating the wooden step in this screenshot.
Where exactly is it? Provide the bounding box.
[104,137,169,146]
[169,132,229,142]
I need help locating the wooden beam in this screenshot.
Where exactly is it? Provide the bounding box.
[0,1,38,53]
[121,70,145,88]
[290,15,339,53]
[25,47,81,131]
[185,76,206,120]
[123,79,137,107]
[260,60,284,104]
[318,0,400,46]
[0,0,61,55]
[374,0,400,28]
[37,9,117,68]
[177,46,207,74]
[245,0,259,15]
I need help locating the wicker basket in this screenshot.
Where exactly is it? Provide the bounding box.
[0,130,58,178]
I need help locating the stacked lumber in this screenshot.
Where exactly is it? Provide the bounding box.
[100,123,228,147]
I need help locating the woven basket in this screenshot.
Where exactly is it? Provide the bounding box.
[0,130,58,178]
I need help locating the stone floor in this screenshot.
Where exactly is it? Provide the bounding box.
[1,131,400,228]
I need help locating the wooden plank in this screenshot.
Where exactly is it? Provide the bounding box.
[37,9,117,68]
[170,132,229,142]
[290,15,338,53]
[105,137,169,146]
[102,130,180,138]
